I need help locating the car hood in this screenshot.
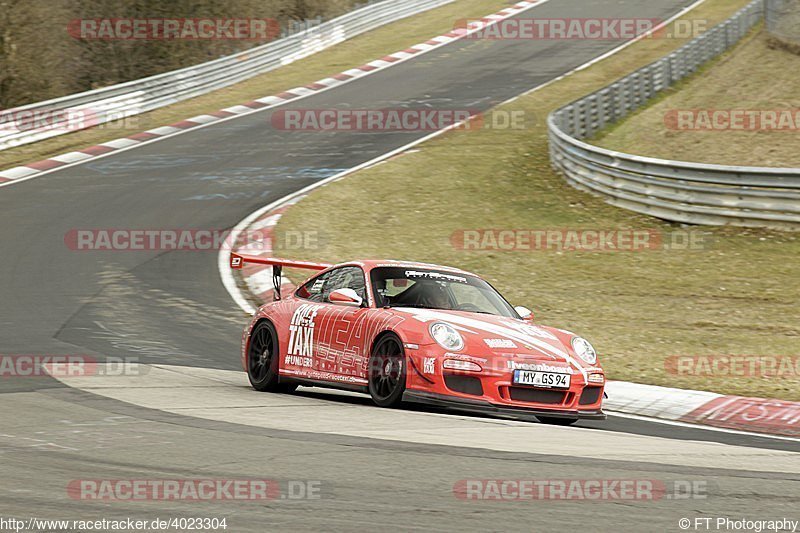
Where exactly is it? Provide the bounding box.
[391,307,594,373]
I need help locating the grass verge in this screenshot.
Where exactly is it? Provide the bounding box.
[276,0,800,400]
[0,0,511,171]
[594,29,800,167]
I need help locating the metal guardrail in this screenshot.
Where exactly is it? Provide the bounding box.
[766,0,800,47]
[548,0,800,229]
[0,0,453,151]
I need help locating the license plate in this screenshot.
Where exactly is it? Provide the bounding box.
[513,370,571,389]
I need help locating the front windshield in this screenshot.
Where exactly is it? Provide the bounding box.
[370,266,518,318]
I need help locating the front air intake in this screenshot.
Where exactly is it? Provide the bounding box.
[578,386,602,405]
[508,387,566,404]
[444,374,483,396]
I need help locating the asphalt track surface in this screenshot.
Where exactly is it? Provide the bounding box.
[0,0,797,531]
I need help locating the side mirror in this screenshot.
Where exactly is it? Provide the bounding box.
[514,306,534,322]
[329,288,363,307]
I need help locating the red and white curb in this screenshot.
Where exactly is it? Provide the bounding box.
[0,0,546,185]
[230,196,306,303]
[605,381,800,438]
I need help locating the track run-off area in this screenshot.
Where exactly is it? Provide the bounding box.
[0,0,797,531]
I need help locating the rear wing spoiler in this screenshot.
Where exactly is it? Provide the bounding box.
[229,252,333,300]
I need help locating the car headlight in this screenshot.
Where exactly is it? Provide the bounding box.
[429,322,464,351]
[571,337,597,364]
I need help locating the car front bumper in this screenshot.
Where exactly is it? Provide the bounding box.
[403,390,607,421]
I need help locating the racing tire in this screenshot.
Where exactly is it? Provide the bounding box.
[536,416,578,426]
[247,320,296,393]
[368,334,406,408]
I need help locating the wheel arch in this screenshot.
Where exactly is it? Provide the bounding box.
[370,329,405,353]
[245,317,278,367]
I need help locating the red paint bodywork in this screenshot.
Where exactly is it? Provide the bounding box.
[238,258,605,419]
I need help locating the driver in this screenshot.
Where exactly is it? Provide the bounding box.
[418,282,450,309]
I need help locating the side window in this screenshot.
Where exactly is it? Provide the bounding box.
[296,272,330,303]
[372,277,416,307]
[322,267,367,303]
[296,267,367,304]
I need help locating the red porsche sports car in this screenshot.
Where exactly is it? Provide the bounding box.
[231,254,605,425]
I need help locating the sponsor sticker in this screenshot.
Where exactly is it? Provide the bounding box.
[405,270,468,283]
[484,339,517,349]
[507,361,574,374]
[287,304,322,359]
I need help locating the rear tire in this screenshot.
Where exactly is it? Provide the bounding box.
[536,416,578,426]
[247,320,295,393]
[368,334,406,407]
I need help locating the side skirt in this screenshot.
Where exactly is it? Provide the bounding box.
[281,375,369,394]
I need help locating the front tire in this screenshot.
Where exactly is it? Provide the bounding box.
[536,416,578,426]
[368,334,406,407]
[247,320,295,393]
